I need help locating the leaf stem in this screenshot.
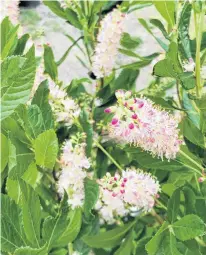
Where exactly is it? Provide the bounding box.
[95,141,123,171]
[194,3,205,97]
[195,237,206,247]
[68,243,73,254]
[179,150,203,175]
[155,199,167,211]
[150,209,164,224]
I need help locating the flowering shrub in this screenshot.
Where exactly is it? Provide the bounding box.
[1,1,206,255]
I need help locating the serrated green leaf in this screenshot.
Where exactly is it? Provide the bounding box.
[1,17,19,59]
[26,105,45,138]
[172,214,205,241]
[20,180,41,247]
[178,2,192,59]
[159,232,182,255]
[1,133,9,172]
[22,161,39,188]
[83,220,136,249]
[55,208,82,247]
[13,33,30,55]
[43,44,58,81]
[42,195,69,250]
[167,188,181,223]
[84,178,99,221]
[34,129,58,169]
[14,245,47,255]
[154,0,175,26]
[182,186,196,215]
[1,47,36,120]
[114,231,134,255]
[31,79,54,130]
[1,195,27,252]
[6,178,21,204]
[145,221,169,255]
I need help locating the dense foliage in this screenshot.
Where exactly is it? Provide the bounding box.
[1,1,206,255]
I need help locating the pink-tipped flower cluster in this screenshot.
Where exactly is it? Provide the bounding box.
[95,168,160,224]
[92,9,125,78]
[104,90,182,160]
[58,140,90,209]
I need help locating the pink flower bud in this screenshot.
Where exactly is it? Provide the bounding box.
[129,106,133,110]
[112,193,117,197]
[114,177,117,181]
[104,108,111,113]
[155,194,160,199]
[120,190,125,194]
[138,102,144,108]
[198,177,205,183]
[132,114,138,119]
[121,183,125,187]
[128,123,135,129]
[111,118,118,125]
[123,178,127,182]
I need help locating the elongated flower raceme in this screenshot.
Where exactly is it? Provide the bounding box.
[92,9,125,78]
[49,81,80,125]
[58,140,90,209]
[105,90,183,160]
[0,0,20,24]
[96,168,160,224]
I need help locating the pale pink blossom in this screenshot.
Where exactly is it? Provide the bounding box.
[96,168,160,224]
[105,90,183,160]
[92,9,126,78]
[0,0,20,24]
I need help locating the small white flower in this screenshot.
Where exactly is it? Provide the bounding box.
[48,80,80,126]
[58,140,90,209]
[183,58,195,72]
[0,0,20,24]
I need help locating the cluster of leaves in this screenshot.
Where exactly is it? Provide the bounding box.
[1,1,206,255]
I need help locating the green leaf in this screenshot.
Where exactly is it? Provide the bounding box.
[182,91,200,129]
[79,110,93,157]
[84,178,99,221]
[13,34,30,55]
[43,44,58,81]
[1,17,19,59]
[49,248,68,255]
[6,177,22,205]
[135,237,150,255]
[1,133,9,172]
[120,32,141,49]
[55,208,82,247]
[20,180,41,247]
[159,232,182,255]
[172,214,205,241]
[14,245,47,255]
[83,221,136,249]
[150,19,169,39]
[26,105,45,138]
[22,161,39,188]
[31,79,54,130]
[138,18,168,51]
[178,2,192,59]
[1,47,36,120]
[34,129,58,169]
[154,0,175,26]
[114,231,134,255]
[146,222,169,255]
[182,186,196,215]
[183,118,205,148]
[179,72,195,90]
[42,195,69,250]
[167,188,181,223]
[1,195,27,252]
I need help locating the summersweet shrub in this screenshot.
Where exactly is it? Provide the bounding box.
[1,1,206,255]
